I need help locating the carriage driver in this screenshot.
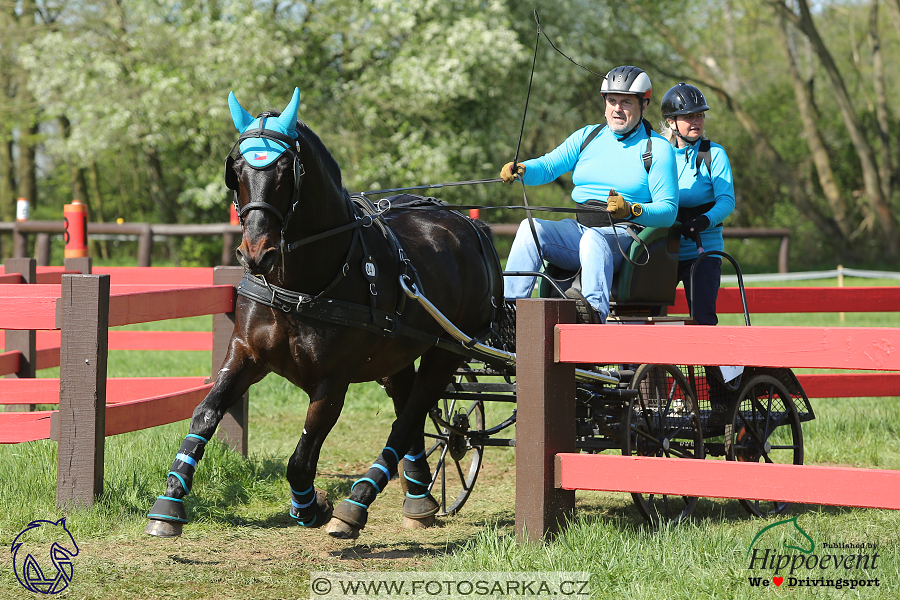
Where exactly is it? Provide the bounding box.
[660,82,735,326]
[499,65,679,324]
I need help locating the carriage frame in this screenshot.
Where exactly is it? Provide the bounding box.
[408,226,815,525]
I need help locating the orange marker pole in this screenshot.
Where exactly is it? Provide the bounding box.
[469,208,480,220]
[230,203,240,226]
[64,200,89,258]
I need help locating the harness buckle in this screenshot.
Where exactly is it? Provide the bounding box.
[295,295,313,312]
[342,263,350,276]
[383,315,396,334]
[369,283,378,296]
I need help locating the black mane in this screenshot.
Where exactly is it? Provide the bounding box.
[256,110,346,196]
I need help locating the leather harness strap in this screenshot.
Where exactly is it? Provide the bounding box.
[236,273,471,357]
[235,194,501,361]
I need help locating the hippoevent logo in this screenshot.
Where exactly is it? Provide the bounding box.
[746,517,880,590]
[10,518,80,594]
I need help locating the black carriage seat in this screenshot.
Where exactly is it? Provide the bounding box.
[538,225,681,318]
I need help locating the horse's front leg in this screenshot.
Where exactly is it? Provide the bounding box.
[145,345,266,537]
[283,381,347,528]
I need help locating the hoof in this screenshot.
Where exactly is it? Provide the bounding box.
[290,489,333,528]
[325,499,368,538]
[402,514,435,529]
[324,517,360,539]
[144,519,183,538]
[402,494,440,519]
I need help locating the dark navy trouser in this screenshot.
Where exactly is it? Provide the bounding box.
[678,257,721,326]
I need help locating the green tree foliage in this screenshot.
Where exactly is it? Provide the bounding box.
[2,0,898,267]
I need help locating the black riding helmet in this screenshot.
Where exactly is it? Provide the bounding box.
[661,82,709,118]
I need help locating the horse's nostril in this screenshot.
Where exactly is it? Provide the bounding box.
[259,248,279,272]
[235,247,250,268]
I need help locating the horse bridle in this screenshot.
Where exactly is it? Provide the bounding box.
[226,113,305,254]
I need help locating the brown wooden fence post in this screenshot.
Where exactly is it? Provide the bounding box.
[221,231,236,267]
[4,258,37,412]
[778,235,790,274]
[13,227,27,258]
[212,266,248,455]
[64,256,92,274]
[138,224,153,267]
[36,233,50,266]
[57,274,110,507]
[515,298,576,543]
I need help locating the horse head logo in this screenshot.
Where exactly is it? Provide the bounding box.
[11,518,80,594]
[747,516,815,557]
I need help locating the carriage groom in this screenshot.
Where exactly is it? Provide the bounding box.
[500,65,679,324]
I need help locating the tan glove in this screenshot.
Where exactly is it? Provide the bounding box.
[605,189,631,219]
[500,161,525,184]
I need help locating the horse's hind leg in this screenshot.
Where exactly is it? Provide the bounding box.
[326,350,460,538]
[145,351,265,538]
[377,365,438,529]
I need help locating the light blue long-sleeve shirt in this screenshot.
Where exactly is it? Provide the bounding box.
[674,139,735,260]
[521,123,679,228]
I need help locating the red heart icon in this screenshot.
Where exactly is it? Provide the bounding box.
[773,577,783,586]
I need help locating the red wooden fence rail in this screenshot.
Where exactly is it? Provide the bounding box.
[0,264,245,507]
[673,286,900,314]
[515,297,900,543]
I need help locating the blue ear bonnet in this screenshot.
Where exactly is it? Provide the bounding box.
[237,116,297,168]
[229,88,301,168]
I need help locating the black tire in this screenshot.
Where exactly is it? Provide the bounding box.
[726,374,803,517]
[424,394,485,517]
[624,364,705,524]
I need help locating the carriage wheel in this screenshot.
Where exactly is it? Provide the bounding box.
[624,364,704,525]
[725,374,803,518]
[423,394,485,517]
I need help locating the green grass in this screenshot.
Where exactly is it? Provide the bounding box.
[1,304,899,598]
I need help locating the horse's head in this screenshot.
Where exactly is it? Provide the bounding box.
[227,88,304,275]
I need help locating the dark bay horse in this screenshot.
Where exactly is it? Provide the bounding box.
[145,88,501,539]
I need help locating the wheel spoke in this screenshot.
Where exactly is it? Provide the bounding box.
[737,409,767,446]
[764,386,775,438]
[424,438,442,459]
[429,443,450,496]
[666,414,695,440]
[627,365,701,525]
[454,459,470,490]
[630,423,662,447]
[665,448,693,460]
[665,379,679,415]
[638,393,654,433]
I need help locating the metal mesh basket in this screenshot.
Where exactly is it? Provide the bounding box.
[493,300,517,353]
